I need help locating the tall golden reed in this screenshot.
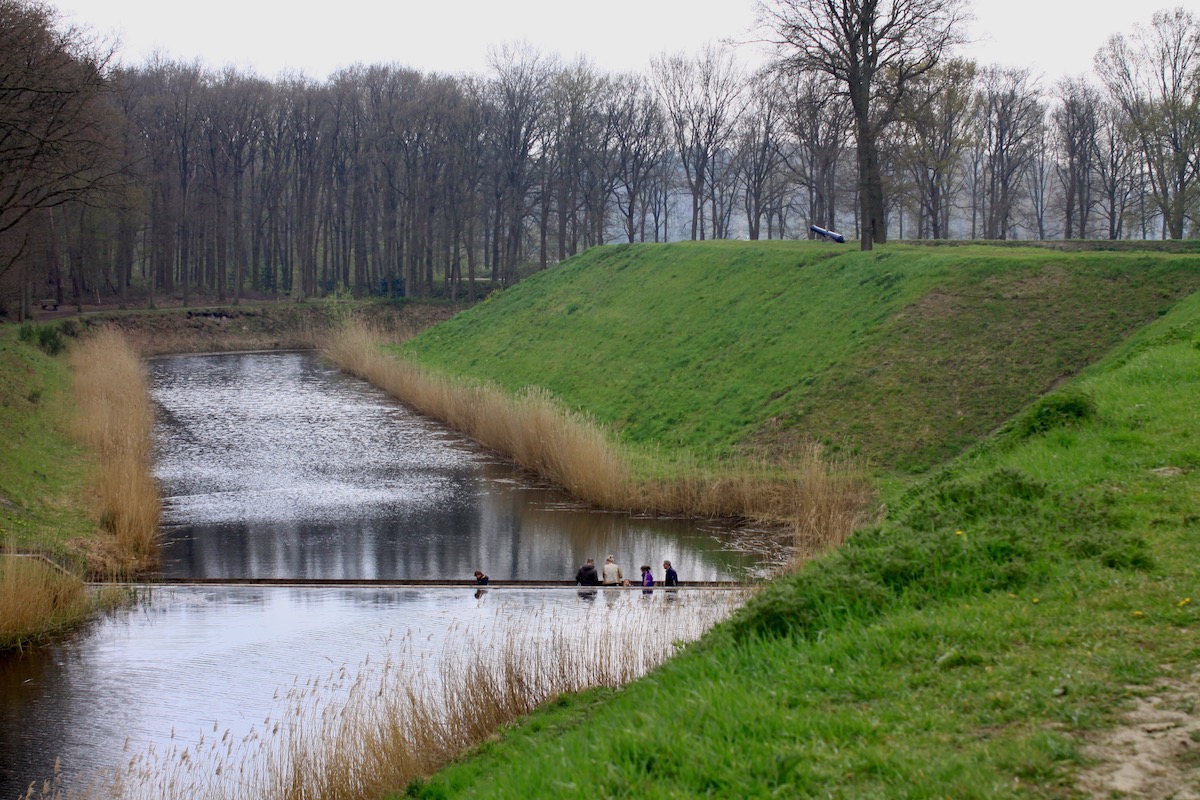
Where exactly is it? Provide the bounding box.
[322,323,871,559]
[70,328,162,571]
[0,554,90,651]
[322,323,632,509]
[50,592,741,800]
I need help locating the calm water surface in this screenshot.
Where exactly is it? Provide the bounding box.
[0,351,768,796]
[152,351,763,581]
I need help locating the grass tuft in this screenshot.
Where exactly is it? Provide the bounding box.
[729,465,1151,641]
[1010,390,1098,440]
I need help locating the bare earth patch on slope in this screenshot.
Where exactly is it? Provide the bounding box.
[1078,675,1200,799]
[762,264,1200,472]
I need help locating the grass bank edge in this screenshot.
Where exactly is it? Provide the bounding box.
[321,323,873,560]
[399,291,1200,797]
[0,324,158,651]
[0,325,95,558]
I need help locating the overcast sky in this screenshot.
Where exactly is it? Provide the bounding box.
[59,0,1167,85]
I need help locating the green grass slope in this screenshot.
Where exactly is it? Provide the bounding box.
[401,274,1200,799]
[0,325,95,558]
[402,242,1200,473]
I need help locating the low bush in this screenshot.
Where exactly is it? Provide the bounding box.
[17,322,68,356]
[1012,390,1098,439]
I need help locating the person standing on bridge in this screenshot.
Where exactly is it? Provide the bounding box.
[602,555,623,586]
[575,558,600,586]
[474,570,489,585]
[662,560,678,587]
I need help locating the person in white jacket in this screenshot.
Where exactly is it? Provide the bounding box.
[602,554,623,586]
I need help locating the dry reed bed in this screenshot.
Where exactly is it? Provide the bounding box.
[322,323,871,559]
[70,328,162,572]
[31,591,742,800]
[0,554,91,651]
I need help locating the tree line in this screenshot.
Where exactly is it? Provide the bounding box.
[2,0,1198,315]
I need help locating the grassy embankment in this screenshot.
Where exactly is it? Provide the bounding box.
[338,238,1155,547]
[334,240,1200,536]
[362,241,1200,797]
[399,242,1200,479]
[0,324,158,650]
[0,323,98,650]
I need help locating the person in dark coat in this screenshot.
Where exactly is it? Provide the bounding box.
[575,558,600,586]
[662,560,679,587]
[474,570,489,585]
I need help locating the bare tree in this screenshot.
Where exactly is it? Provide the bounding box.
[1096,8,1200,239]
[651,45,744,240]
[758,0,966,249]
[546,59,618,259]
[976,66,1042,239]
[1093,99,1137,240]
[1026,108,1053,239]
[897,58,975,238]
[782,71,849,237]
[609,74,666,243]
[736,72,789,240]
[0,0,118,291]
[1052,77,1100,239]
[485,43,549,285]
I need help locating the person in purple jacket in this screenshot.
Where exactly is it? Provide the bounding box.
[640,564,654,594]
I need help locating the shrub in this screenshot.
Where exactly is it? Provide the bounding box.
[0,555,90,651]
[17,323,66,355]
[36,325,64,355]
[1013,390,1097,439]
[57,318,82,338]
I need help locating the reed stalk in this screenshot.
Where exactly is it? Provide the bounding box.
[43,591,741,800]
[69,328,162,572]
[0,554,91,652]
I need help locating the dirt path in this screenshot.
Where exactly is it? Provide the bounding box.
[1078,675,1200,798]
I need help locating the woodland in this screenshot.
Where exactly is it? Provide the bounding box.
[1,0,1198,315]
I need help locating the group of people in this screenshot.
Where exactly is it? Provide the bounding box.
[575,555,678,588]
[470,557,680,589]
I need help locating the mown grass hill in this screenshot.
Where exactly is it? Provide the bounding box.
[403,241,1200,474]
[393,241,1200,798]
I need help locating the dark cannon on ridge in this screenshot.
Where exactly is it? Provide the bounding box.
[809,225,846,243]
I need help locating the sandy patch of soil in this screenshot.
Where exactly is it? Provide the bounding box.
[1078,677,1200,799]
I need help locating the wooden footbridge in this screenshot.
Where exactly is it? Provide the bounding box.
[3,555,754,590]
[89,577,752,590]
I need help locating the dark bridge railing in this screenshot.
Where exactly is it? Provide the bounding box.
[89,577,752,589]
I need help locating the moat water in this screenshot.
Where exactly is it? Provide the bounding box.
[0,351,768,796]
